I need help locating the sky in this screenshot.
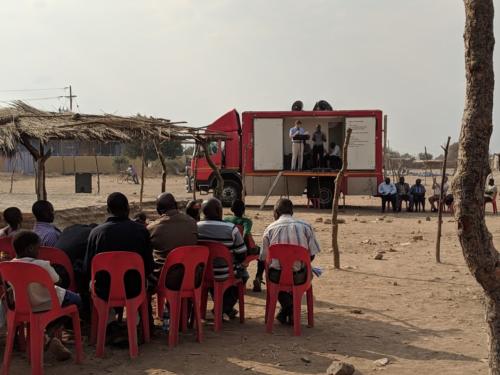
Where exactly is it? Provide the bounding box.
[1,0,499,157]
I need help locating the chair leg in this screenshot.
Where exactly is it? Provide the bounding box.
[71,312,83,364]
[2,318,17,375]
[192,293,203,343]
[125,305,139,359]
[95,307,109,358]
[168,296,181,348]
[306,288,314,328]
[292,292,302,336]
[29,323,44,375]
[238,283,245,324]
[140,302,151,344]
[265,289,278,334]
[213,285,224,332]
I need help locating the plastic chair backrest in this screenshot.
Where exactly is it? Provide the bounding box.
[158,246,209,291]
[267,244,312,286]
[0,261,61,315]
[0,237,16,258]
[197,241,234,282]
[38,246,76,291]
[91,251,145,301]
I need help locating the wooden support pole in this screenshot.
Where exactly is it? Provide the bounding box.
[332,128,352,269]
[435,136,451,263]
[154,139,168,193]
[139,137,146,209]
[192,144,199,201]
[94,155,101,194]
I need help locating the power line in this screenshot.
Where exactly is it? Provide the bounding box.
[0,87,66,93]
[0,96,65,103]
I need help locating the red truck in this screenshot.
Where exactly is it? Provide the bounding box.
[187,108,384,207]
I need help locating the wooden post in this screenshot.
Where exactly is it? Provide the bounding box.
[200,141,223,199]
[139,137,146,209]
[154,139,168,193]
[94,155,101,194]
[332,128,352,269]
[192,143,199,200]
[9,156,16,194]
[435,136,451,263]
[424,146,431,185]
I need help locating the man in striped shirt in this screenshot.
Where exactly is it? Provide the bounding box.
[197,198,247,318]
[261,198,320,324]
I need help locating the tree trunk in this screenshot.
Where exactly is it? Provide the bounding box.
[200,141,224,199]
[154,139,167,193]
[435,136,451,263]
[331,128,352,269]
[139,138,146,209]
[454,1,497,373]
[94,155,101,194]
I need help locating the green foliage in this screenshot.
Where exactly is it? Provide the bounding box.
[124,140,183,162]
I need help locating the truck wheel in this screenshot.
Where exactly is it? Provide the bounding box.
[217,180,241,207]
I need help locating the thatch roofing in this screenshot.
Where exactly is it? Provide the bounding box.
[0,101,225,155]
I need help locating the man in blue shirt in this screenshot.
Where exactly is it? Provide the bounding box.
[409,178,426,211]
[289,120,307,171]
[378,177,397,213]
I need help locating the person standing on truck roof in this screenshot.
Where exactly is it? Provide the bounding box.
[311,124,326,168]
[289,120,307,171]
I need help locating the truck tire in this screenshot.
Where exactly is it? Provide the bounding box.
[217,180,242,207]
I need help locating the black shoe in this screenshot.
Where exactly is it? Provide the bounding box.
[276,311,288,325]
[252,278,262,292]
[225,308,238,320]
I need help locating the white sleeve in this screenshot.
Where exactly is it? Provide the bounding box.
[35,260,60,283]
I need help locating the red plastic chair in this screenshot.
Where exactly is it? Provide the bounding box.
[264,244,314,336]
[485,192,498,214]
[0,262,83,375]
[198,241,245,332]
[89,251,150,359]
[235,225,259,267]
[38,246,76,292]
[156,245,209,347]
[0,236,16,259]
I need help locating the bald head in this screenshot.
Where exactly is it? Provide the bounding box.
[156,192,177,215]
[202,198,223,220]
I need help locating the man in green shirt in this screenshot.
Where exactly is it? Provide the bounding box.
[224,199,264,292]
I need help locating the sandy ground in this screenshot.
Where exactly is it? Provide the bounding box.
[1,172,499,374]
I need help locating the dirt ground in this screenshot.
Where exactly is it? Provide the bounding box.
[1,172,499,374]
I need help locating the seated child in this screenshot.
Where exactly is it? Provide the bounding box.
[10,230,82,361]
[224,199,265,292]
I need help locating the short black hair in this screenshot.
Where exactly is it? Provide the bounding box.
[186,199,202,221]
[32,200,54,222]
[202,198,223,220]
[3,207,22,229]
[133,212,147,224]
[107,192,129,218]
[274,198,293,217]
[156,192,177,214]
[231,199,245,217]
[12,230,40,258]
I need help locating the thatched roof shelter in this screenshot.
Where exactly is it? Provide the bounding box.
[0,101,227,200]
[0,101,225,155]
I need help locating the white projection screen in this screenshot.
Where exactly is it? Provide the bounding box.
[253,118,284,171]
[346,117,376,170]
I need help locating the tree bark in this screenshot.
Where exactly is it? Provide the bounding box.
[20,136,50,200]
[139,137,146,209]
[454,1,498,373]
[331,128,352,269]
[154,139,167,193]
[435,136,451,263]
[200,141,224,199]
[94,155,101,194]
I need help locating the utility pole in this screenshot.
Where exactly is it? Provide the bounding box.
[64,85,77,112]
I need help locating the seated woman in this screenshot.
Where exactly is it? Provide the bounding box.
[224,199,264,292]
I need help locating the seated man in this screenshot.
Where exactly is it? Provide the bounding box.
[261,198,320,325]
[197,198,247,319]
[32,200,61,247]
[326,142,342,170]
[395,176,411,212]
[84,192,153,303]
[11,230,81,361]
[224,199,264,292]
[485,178,497,203]
[0,207,23,237]
[429,176,449,212]
[378,177,397,213]
[409,179,426,212]
[148,193,198,289]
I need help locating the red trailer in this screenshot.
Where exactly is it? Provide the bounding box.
[187,109,385,208]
